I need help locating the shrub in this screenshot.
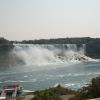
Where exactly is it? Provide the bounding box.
[69,76,100,100]
[33,85,75,100]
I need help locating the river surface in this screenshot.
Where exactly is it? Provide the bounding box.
[0,62,100,91]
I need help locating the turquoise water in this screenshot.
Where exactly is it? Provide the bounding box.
[0,62,100,91]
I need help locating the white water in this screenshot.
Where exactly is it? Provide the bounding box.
[11,44,96,66]
[0,44,100,90]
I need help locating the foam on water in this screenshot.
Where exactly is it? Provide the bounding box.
[0,62,100,90]
[2,79,37,83]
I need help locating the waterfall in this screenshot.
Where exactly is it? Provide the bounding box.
[10,44,96,65]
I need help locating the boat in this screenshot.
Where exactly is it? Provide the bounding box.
[0,84,23,99]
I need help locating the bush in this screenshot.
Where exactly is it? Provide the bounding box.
[33,85,75,100]
[33,91,61,100]
[69,76,100,100]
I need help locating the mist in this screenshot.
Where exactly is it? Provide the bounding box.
[11,44,96,66]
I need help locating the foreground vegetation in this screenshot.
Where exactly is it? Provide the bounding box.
[32,76,100,100]
[69,76,100,100]
[33,85,75,100]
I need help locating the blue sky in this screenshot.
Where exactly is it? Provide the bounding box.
[0,0,100,40]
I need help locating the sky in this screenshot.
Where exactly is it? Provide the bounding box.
[0,0,100,40]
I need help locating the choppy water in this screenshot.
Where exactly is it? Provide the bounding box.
[0,62,100,91]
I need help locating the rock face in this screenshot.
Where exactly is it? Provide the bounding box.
[0,38,25,67]
[0,38,14,66]
[0,37,14,52]
[86,43,100,59]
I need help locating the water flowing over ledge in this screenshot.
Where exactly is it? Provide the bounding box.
[11,44,97,66]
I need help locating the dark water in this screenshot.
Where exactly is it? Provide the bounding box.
[0,62,100,91]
